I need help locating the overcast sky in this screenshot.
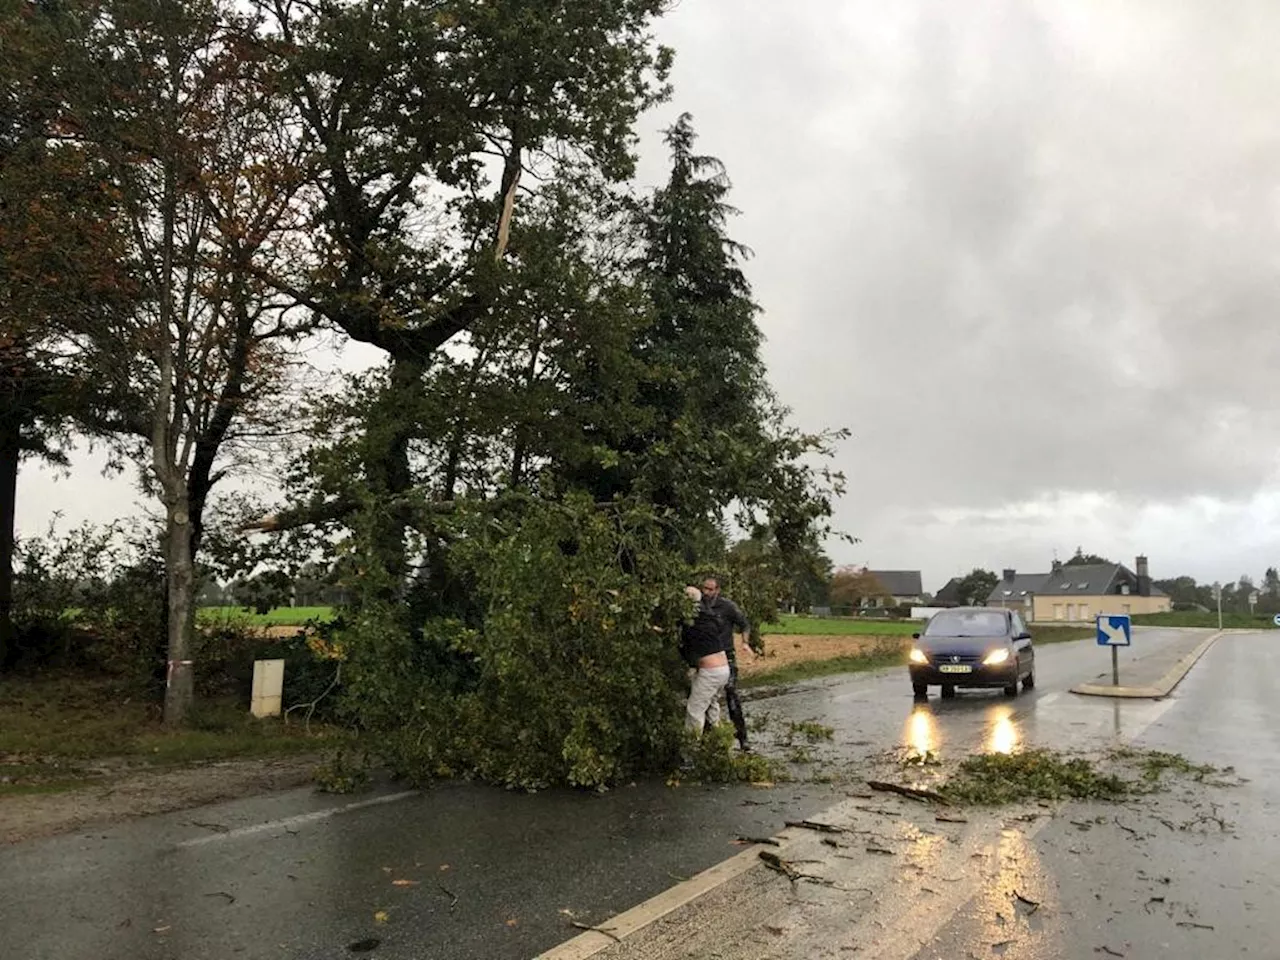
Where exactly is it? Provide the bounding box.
[18,0,1280,592]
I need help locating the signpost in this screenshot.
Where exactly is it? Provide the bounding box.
[1096,614,1132,687]
[1214,581,1223,631]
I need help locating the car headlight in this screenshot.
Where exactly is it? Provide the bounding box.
[909,648,929,664]
[983,648,1010,665]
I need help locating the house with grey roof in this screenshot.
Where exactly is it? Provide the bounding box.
[986,568,1049,621]
[986,556,1172,623]
[932,577,964,607]
[862,570,925,608]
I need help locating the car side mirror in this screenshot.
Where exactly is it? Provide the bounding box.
[911,632,920,640]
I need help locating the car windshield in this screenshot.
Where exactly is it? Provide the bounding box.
[924,610,1008,638]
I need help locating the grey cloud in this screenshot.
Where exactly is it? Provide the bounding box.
[647,0,1280,577]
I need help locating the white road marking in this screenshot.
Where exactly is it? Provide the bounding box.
[176,790,419,849]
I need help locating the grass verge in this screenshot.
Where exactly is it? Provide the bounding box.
[1133,611,1275,630]
[0,673,334,793]
[1031,625,1096,644]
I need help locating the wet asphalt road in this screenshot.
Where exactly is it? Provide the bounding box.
[914,630,1280,960]
[0,628,1224,960]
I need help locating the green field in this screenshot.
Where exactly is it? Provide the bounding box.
[1132,611,1276,630]
[198,606,335,626]
[761,614,921,636]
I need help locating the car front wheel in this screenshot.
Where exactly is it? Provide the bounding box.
[912,682,928,700]
[940,685,956,700]
[1022,671,1035,691]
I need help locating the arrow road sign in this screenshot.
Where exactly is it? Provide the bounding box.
[1096,614,1132,647]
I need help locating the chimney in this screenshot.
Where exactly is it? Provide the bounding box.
[1136,555,1150,597]
[1003,568,1016,582]
[1051,559,1063,575]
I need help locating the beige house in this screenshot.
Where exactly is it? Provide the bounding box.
[989,556,1172,624]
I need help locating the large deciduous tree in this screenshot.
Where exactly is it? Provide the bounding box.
[249,0,673,582]
[61,0,307,722]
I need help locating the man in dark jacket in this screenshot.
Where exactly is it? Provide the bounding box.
[700,576,751,750]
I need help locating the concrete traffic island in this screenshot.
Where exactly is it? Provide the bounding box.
[1070,630,1226,699]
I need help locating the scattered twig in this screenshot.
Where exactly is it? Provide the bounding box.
[203,891,236,905]
[867,780,949,804]
[190,821,229,833]
[856,805,901,816]
[759,850,827,884]
[735,835,781,846]
[1113,818,1139,837]
[569,921,621,942]
[285,663,342,732]
[785,819,846,834]
[865,845,895,856]
[437,884,458,912]
[1095,947,1125,957]
[1177,922,1215,931]
[936,814,969,824]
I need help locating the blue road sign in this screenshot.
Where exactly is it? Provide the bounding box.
[1274,614,1280,627]
[1096,614,1132,646]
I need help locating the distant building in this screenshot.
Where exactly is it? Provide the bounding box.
[986,556,1172,623]
[862,570,925,608]
[986,568,1048,622]
[932,577,964,608]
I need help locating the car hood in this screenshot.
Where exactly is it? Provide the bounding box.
[917,635,1009,655]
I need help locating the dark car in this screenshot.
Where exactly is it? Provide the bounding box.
[908,607,1035,700]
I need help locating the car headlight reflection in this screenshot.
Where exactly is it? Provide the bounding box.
[909,648,929,664]
[983,648,1011,665]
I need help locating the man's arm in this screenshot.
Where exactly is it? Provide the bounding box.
[726,599,765,658]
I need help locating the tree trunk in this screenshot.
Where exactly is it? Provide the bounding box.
[362,355,422,589]
[162,495,196,726]
[0,419,19,671]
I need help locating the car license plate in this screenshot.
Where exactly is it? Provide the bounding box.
[939,664,972,674]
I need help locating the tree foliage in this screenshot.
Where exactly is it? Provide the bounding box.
[8,0,851,777]
[828,567,887,609]
[954,568,998,607]
[279,116,848,787]
[1064,547,1110,567]
[0,0,136,664]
